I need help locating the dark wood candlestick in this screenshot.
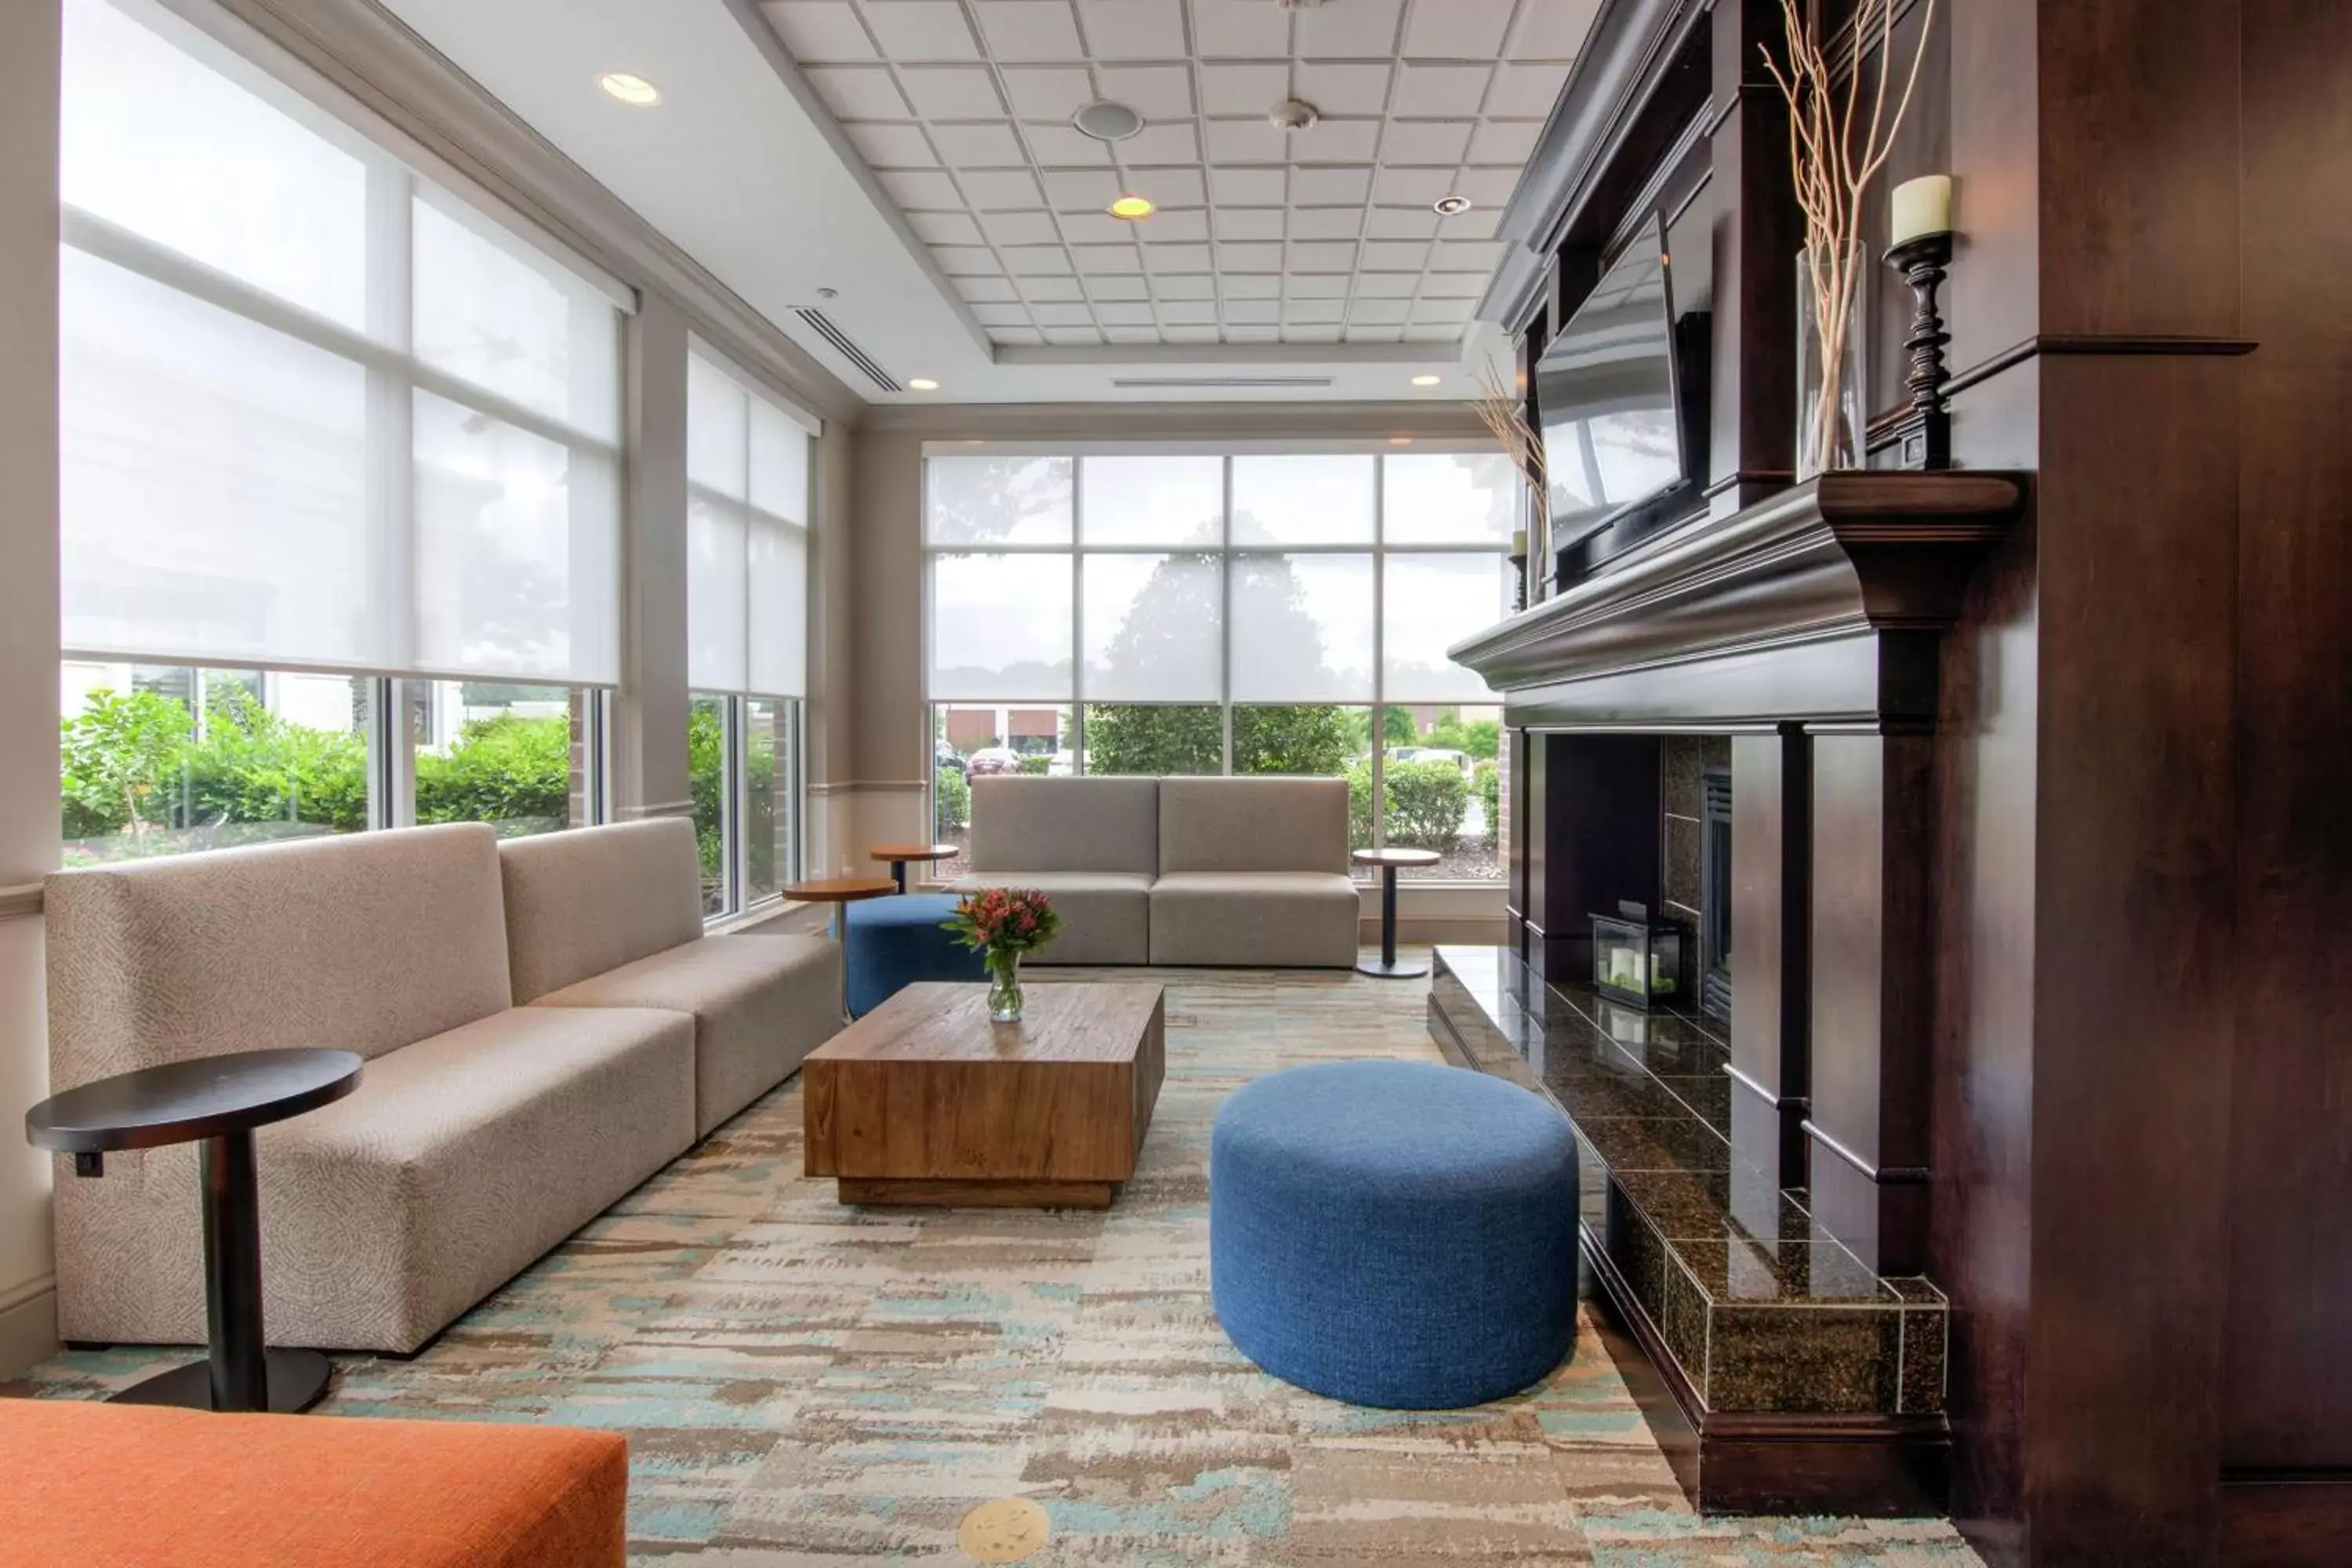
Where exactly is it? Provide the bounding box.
[1882,230,1954,470]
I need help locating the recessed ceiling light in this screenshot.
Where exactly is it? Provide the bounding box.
[1433,195,1473,216]
[1389,436,1414,445]
[1073,100,1145,142]
[908,377,939,391]
[597,72,661,107]
[1411,374,1443,387]
[1109,194,1155,220]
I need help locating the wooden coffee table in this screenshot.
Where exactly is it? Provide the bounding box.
[802,981,1165,1210]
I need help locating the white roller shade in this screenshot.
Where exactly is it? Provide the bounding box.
[687,351,811,697]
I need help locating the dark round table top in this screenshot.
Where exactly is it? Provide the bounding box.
[869,844,960,862]
[1352,847,1445,868]
[25,1048,364,1155]
[786,876,898,902]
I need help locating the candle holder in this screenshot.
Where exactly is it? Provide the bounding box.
[1882,230,1954,470]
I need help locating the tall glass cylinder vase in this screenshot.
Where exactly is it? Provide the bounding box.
[1795,242,1869,478]
[985,949,1024,1024]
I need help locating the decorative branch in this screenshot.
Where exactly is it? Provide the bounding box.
[1761,0,1935,475]
[1470,363,1548,554]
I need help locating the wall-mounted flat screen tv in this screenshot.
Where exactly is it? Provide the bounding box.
[1535,216,1686,547]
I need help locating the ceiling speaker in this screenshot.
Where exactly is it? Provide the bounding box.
[1072,100,1145,141]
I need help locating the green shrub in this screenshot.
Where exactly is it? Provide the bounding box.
[1233,705,1356,775]
[1016,754,1051,775]
[688,702,725,888]
[416,713,570,833]
[935,764,971,831]
[1082,704,1222,775]
[1475,759,1500,833]
[1385,760,1470,847]
[60,688,191,842]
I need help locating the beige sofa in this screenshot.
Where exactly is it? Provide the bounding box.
[954,775,1360,967]
[44,818,837,1355]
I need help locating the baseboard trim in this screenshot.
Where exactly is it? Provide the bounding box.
[0,1276,58,1379]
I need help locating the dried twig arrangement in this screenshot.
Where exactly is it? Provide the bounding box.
[1470,363,1548,554]
[1760,0,1935,475]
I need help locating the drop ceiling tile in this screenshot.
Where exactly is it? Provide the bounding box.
[930,245,1000,275]
[1225,299,1281,324]
[1284,274,1350,299]
[1221,273,1279,299]
[1284,324,1344,343]
[1096,64,1193,118]
[1190,0,1289,56]
[1411,297,1477,324]
[1360,239,1431,270]
[956,274,1020,301]
[1096,300,1156,325]
[1403,323,1463,342]
[1292,0,1403,57]
[1352,272,1418,298]
[1294,62,1392,117]
[1418,272,1489,299]
[1512,0,1606,57]
[1070,241,1145,272]
[1489,61,1573,118]
[1290,165,1372,204]
[1058,210,1135,244]
[1365,206,1439,240]
[941,122,1028,166]
[1216,241,1284,273]
[1158,299,1218,325]
[1283,299,1345,323]
[1298,118,1381,162]
[1163,324,1223,343]
[1287,239,1357,272]
[1435,205,1502,240]
[1468,120,1544,165]
[1432,238,1505,271]
[879,169,964,207]
[969,300,1035,326]
[1031,301,1095,325]
[1018,274,1085,299]
[1152,274,1215,299]
[1078,0,1185,57]
[1287,206,1364,241]
[846,122,938,167]
[1209,166,1286,205]
[1116,122,1201,164]
[1214,208,1284,241]
[1345,325,1405,343]
[1024,124,1116,165]
[971,0,1087,59]
[981,209,1060,245]
[1002,66,1095,118]
[1087,275,1151,299]
[1142,208,1209,241]
[760,2,877,63]
[1126,166,1207,206]
[1041,168,1125,209]
[1402,0,1514,57]
[958,168,1047,208]
[1143,242,1212,273]
[1005,246,1076,275]
[1380,121,1473,165]
[861,1,982,60]
[1348,298,1410,325]
[1103,325,1163,343]
[1226,325,1282,343]
[1393,64,1493,118]
[806,66,909,118]
[909,210,985,245]
[899,66,1007,118]
[1374,165,1457,206]
[1043,325,1104,343]
[1204,118,1290,165]
[1198,63,1290,118]
[993,325,1046,343]
[1453,166,1525,205]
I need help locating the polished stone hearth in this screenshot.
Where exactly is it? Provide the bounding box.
[1428,945,1951,1514]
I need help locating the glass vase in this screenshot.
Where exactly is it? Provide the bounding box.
[1795,242,1868,478]
[985,949,1024,1024]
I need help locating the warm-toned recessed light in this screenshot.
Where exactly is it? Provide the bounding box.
[908,377,940,391]
[1411,374,1442,387]
[1109,194,1155,220]
[598,72,661,107]
[1433,195,1472,216]
[1388,436,1414,445]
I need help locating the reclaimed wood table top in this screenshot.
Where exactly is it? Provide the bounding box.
[783,876,898,902]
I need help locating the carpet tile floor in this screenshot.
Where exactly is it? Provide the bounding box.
[15,960,1987,1566]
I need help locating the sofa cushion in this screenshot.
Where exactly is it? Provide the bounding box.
[969,776,1160,876]
[0,1400,629,1568]
[498,819,706,1004]
[52,1005,696,1353]
[949,871,1152,965]
[529,933,841,1135]
[44,822,511,1083]
[1158,777,1350,875]
[1149,871,1361,967]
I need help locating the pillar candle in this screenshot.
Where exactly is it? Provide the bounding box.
[1511,528,1528,558]
[1889,174,1953,245]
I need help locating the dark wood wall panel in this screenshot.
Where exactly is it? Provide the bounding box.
[2221,0,2352,1478]
[1730,730,1810,1188]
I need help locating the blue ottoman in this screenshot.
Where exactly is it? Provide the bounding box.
[1210,1060,1580,1409]
[844,894,987,1018]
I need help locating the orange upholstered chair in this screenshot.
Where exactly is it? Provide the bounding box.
[0,1399,626,1567]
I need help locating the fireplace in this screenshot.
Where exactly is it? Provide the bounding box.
[1700,768,1732,1021]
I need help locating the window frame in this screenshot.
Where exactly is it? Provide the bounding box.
[694,691,804,924]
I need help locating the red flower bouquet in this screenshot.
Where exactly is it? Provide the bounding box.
[943,887,1062,1022]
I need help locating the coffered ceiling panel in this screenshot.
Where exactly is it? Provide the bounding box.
[757,0,1600,347]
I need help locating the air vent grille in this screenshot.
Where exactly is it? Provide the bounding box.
[1110,375,1336,390]
[793,307,898,393]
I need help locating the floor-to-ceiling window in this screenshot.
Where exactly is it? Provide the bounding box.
[686,350,808,919]
[55,0,620,865]
[923,445,1515,881]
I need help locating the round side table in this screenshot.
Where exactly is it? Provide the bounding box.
[1351,848,1443,979]
[868,843,959,895]
[26,1047,363,1414]
[786,876,900,1018]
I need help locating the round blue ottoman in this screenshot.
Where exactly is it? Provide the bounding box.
[1210,1060,1580,1409]
[844,894,988,1018]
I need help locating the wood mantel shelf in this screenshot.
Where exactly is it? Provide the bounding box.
[1450,472,2028,731]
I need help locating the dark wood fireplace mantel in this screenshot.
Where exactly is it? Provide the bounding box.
[1450,472,2027,731]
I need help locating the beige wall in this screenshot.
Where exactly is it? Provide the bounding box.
[0,0,61,1376]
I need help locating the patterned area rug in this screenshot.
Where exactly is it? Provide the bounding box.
[19,962,1984,1566]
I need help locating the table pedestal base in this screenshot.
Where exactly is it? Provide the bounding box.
[111,1348,333,1414]
[1356,957,1430,980]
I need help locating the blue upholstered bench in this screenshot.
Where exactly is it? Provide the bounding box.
[843,894,987,1018]
[1209,1060,1581,1409]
